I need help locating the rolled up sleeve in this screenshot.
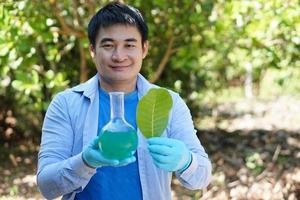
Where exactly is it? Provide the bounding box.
[37,93,96,199]
[169,93,212,189]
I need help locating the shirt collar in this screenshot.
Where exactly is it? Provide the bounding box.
[71,74,99,99]
[70,73,154,100]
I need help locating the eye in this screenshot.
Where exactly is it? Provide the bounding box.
[101,43,114,49]
[125,44,136,48]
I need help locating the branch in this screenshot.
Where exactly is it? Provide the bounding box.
[72,0,81,27]
[50,29,85,38]
[85,0,96,18]
[149,35,175,83]
[79,40,88,82]
[49,0,85,38]
[171,47,180,54]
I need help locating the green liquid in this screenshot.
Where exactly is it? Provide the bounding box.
[98,129,138,160]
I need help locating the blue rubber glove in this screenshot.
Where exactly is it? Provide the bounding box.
[82,136,136,168]
[147,137,192,173]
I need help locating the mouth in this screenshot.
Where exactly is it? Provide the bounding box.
[110,65,130,71]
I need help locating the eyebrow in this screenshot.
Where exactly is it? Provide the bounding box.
[100,38,138,44]
[125,38,138,42]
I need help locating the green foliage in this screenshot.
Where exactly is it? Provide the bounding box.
[259,67,300,98]
[137,88,173,138]
[0,1,75,138]
[246,152,265,175]
[0,0,299,139]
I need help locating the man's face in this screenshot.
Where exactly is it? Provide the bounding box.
[90,24,148,90]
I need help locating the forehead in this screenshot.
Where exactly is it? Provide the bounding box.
[96,24,142,42]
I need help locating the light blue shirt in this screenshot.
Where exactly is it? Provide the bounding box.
[37,73,212,200]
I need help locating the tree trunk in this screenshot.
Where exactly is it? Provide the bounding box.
[150,36,174,83]
[245,62,253,99]
[79,41,88,83]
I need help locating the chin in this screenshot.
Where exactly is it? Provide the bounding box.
[110,75,134,82]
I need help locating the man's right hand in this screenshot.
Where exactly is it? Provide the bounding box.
[82,136,136,168]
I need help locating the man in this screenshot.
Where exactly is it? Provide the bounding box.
[37,2,211,200]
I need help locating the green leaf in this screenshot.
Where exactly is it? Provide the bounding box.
[136,88,173,138]
[0,45,9,56]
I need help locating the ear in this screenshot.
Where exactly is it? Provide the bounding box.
[142,41,149,59]
[89,44,95,58]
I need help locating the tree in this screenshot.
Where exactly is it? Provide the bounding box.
[0,0,299,140]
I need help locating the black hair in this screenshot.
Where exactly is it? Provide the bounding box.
[88,2,148,48]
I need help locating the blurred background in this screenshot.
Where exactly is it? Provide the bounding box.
[0,0,299,199]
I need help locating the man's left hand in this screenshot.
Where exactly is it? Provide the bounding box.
[147,137,192,172]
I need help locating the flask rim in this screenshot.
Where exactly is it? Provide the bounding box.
[109,91,125,95]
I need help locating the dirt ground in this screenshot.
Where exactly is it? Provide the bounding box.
[174,96,300,200]
[1,96,299,199]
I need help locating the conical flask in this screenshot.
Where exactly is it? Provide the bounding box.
[98,92,138,160]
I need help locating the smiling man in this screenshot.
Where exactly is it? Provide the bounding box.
[91,24,148,93]
[37,2,211,200]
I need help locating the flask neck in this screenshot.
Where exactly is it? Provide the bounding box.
[109,92,125,120]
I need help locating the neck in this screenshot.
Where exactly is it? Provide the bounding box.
[99,76,137,93]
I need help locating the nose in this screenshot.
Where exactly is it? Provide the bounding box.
[111,48,127,62]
